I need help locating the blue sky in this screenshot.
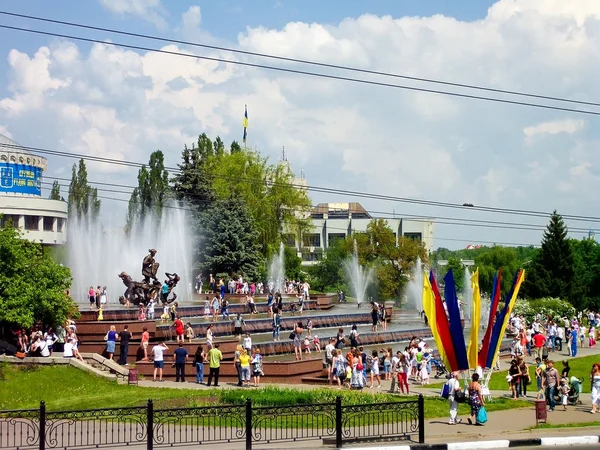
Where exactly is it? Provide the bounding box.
[1,0,600,250]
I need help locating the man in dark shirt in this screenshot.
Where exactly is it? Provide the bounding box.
[174,343,188,382]
[118,325,132,366]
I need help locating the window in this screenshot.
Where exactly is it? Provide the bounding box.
[328,233,346,246]
[57,218,65,233]
[301,252,323,262]
[302,233,320,247]
[24,215,39,231]
[404,232,422,242]
[311,213,324,219]
[43,216,54,232]
[0,215,18,228]
[328,210,349,219]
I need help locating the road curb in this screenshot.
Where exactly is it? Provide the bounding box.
[347,435,600,449]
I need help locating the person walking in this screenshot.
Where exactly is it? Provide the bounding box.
[173,343,188,382]
[569,328,579,357]
[466,373,485,425]
[543,360,560,412]
[152,342,168,382]
[591,364,600,414]
[118,325,132,366]
[207,343,223,387]
[447,372,462,425]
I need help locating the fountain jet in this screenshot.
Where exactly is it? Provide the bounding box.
[344,240,374,305]
[268,241,286,293]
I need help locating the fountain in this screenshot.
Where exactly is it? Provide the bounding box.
[343,240,374,305]
[67,205,194,304]
[462,266,473,321]
[405,256,424,312]
[268,241,286,293]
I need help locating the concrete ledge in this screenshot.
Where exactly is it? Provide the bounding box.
[365,435,600,450]
[69,358,117,381]
[82,353,129,377]
[0,355,69,365]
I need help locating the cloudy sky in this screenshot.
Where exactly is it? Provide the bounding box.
[1,0,600,250]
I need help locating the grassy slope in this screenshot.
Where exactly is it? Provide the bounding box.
[0,363,529,418]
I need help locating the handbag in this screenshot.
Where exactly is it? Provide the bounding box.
[15,352,26,359]
[289,332,296,340]
[476,406,488,424]
[455,389,466,404]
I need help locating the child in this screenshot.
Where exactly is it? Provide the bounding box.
[303,336,312,354]
[419,358,430,385]
[589,325,596,348]
[138,303,146,321]
[313,335,321,353]
[243,332,252,353]
[580,325,587,348]
[344,364,352,389]
[251,348,263,387]
[97,307,104,321]
[186,323,195,343]
[560,378,570,411]
[306,319,313,337]
[370,350,382,388]
[203,298,210,319]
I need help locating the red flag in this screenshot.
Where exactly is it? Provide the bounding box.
[430,271,458,371]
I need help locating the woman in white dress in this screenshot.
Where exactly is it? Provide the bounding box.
[591,364,600,414]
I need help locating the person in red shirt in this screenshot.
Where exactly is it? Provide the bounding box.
[532,332,547,361]
[171,316,185,344]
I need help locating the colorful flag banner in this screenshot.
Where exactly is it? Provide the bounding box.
[467,268,481,370]
[423,272,449,370]
[478,268,503,368]
[486,269,525,369]
[443,270,469,370]
[243,105,248,144]
[430,271,458,371]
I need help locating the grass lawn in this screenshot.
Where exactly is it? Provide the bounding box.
[527,422,600,430]
[0,363,529,419]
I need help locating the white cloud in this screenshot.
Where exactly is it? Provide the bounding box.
[2,0,600,246]
[523,118,585,138]
[99,0,167,29]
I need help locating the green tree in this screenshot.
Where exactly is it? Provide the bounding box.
[49,180,63,201]
[474,246,521,294]
[67,159,101,221]
[0,226,75,329]
[523,211,574,301]
[307,239,349,293]
[126,150,170,233]
[569,238,600,310]
[442,256,465,292]
[198,197,264,281]
[284,245,303,280]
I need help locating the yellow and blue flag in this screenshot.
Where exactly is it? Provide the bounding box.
[243,105,248,144]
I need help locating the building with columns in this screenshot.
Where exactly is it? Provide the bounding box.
[0,134,67,245]
[292,202,434,266]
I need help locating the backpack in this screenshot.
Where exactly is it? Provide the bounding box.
[441,382,451,399]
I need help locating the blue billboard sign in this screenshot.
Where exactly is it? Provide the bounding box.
[0,163,42,196]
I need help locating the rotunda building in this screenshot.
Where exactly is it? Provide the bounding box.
[0,134,67,245]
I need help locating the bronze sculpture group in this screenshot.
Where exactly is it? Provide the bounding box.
[118,249,180,306]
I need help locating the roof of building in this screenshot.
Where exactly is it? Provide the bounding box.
[311,202,372,218]
[0,133,24,151]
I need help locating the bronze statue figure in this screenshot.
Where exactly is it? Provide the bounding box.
[142,249,159,283]
[119,250,179,306]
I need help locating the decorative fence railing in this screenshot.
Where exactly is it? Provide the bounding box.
[0,395,424,449]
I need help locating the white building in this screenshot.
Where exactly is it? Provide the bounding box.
[291,202,434,266]
[0,134,68,245]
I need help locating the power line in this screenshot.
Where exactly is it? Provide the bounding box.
[1,23,600,117]
[41,175,592,234]
[6,140,600,223]
[1,10,598,109]
[45,181,541,247]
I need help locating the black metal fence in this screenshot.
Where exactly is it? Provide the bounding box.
[0,395,424,449]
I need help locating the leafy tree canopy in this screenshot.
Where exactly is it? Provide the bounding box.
[0,225,75,329]
[67,159,100,221]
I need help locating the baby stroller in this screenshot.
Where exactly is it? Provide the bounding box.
[554,376,583,405]
[431,357,449,379]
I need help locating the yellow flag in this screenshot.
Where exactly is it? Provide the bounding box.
[467,268,481,370]
[422,271,449,369]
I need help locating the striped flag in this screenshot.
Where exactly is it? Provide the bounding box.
[243,105,248,144]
